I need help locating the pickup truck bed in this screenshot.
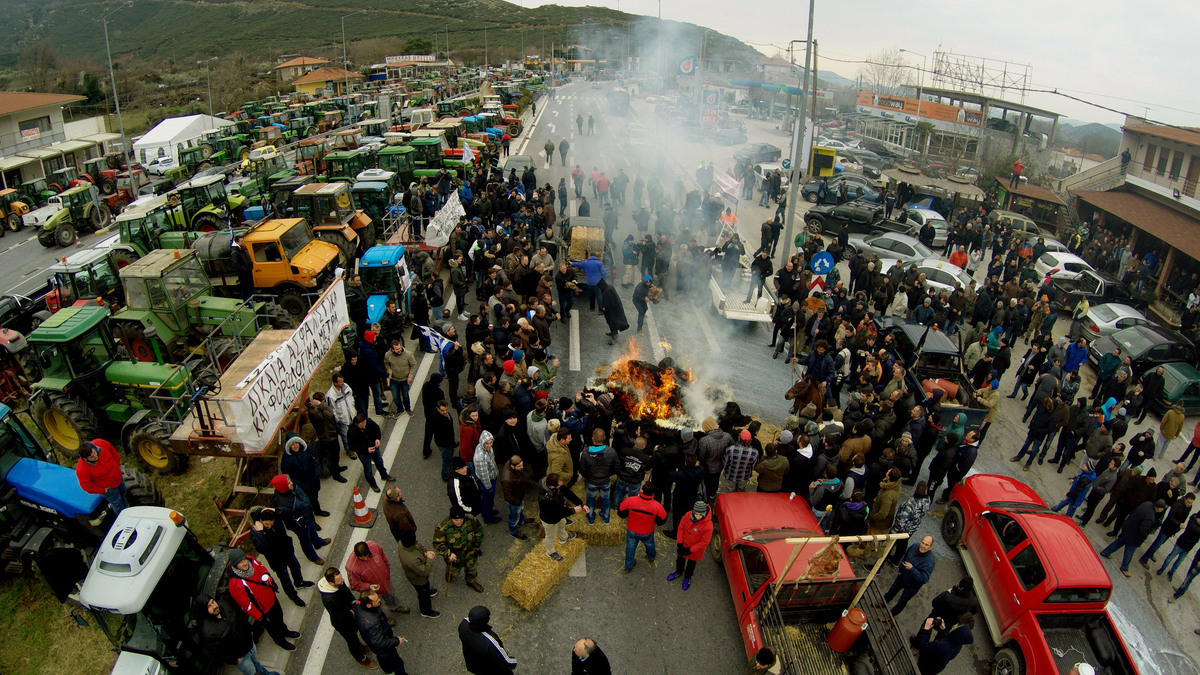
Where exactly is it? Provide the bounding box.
[710,274,775,322]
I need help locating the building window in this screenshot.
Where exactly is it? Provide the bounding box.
[1144,144,1157,171]
[18,116,52,141]
[886,126,905,146]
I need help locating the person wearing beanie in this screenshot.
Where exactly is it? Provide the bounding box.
[316,567,377,669]
[74,438,127,515]
[248,507,312,607]
[1103,466,1157,537]
[433,506,485,592]
[383,340,417,417]
[350,412,393,493]
[749,646,782,673]
[720,429,760,494]
[459,605,517,673]
[194,590,281,675]
[1140,492,1195,570]
[632,273,654,333]
[270,473,330,565]
[395,530,441,619]
[448,457,483,517]
[668,501,713,590]
[617,483,667,572]
[280,433,328,517]
[226,548,300,650]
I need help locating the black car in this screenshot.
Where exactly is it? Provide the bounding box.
[1089,324,1197,373]
[713,127,748,146]
[1047,269,1142,312]
[0,293,50,336]
[803,199,893,236]
[801,174,882,204]
[732,143,782,166]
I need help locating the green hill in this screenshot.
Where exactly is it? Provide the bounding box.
[0,0,762,70]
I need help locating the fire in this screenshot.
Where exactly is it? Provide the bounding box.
[659,340,672,353]
[604,338,690,421]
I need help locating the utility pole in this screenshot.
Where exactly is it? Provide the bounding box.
[808,41,819,170]
[341,10,366,118]
[100,5,131,174]
[781,0,815,268]
[485,28,489,67]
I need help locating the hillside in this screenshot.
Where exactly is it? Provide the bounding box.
[0,0,761,70]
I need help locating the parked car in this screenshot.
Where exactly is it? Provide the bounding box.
[144,157,177,176]
[989,209,1042,238]
[1047,269,1143,312]
[803,199,886,236]
[845,232,933,264]
[876,257,972,294]
[751,162,789,191]
[1034,251,1093,281]
[712,127,747,146]
[1152,361,1200,414]
[732,143,782,166]
[1079,303,1152,342]
[800,174,881,204]
[903,208,949,248]
[499,154,534,175]
[942,475,1138,675]
[816,137,857,151]
[1089,324,1197,372]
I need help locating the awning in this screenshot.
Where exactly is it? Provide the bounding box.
[0,155,35,172]
[17,147,63,160]
[84,132,121,143]
[51,139,96,154]
[1075,189,1200,262]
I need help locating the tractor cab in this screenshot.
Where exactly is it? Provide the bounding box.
[49,166,87,193]
[176,145,211,176]
[78,507,226,675]
[359,118,389,138]
[116,201,193,258]
[47,248,125,311]
[255,125,283,148]
[331,128,363,152]
[81,157,119,195]
[350,180,400,240]
[119,250,218,335]
[267,174,314,218]
[376,146,417,185]
[359,245,412,323]
[323,148,374,183]
[296,137,331,176]
[166,174,246,232]
[0,188,30,231]
[288,116,315,140]
[288,181,372,260]
[21,177,58,207]
[318,110,344,133]
[428,119,462,148]
[29,306,121,395]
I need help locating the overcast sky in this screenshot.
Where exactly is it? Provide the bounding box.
[527,0,1200,127]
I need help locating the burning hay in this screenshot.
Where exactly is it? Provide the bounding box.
[501,537,586,611]
[591,339,696,426]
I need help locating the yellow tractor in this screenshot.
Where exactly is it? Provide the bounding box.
[0,188,30,233]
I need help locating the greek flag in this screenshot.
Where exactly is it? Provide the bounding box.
[416,324,454,372]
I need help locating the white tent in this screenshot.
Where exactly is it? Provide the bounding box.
[132,114,232,166]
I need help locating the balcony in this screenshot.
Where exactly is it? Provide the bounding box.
[0,127,67,157]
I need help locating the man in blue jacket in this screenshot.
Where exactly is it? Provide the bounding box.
[1064,337,1088,374]
[803,340,836,392]
[570,256,607,312]
[885,535,935,615]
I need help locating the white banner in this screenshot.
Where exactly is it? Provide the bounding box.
[224,278,350,454]
[424,192,464,248]
[712,169,740,205]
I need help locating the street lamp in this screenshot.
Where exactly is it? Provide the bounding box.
[898,49,927,117]
[341,10,366,119]
[100,3,133,173]
[198,57,218,118]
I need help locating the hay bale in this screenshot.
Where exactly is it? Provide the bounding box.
[501,537,586,611]
[565,517,626,546]
[568,226,605,261]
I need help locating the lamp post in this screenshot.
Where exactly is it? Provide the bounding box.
[199,57,218,118]
[899,48,927,151]
[341,10,366,118]
[100,4,132,173]
[780,0,816,269]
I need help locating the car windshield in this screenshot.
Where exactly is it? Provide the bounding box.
[1039,253,1058,267]
[279,223,313,261]
[1113,328,1157,355]
[1090,305,1119,323]
[359,266,396,295]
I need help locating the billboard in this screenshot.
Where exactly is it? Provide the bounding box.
[386,54,436,64]
[678,56,696,76]
[855,91,983,127]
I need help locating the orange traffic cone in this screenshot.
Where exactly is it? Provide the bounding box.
[349,486,375,528]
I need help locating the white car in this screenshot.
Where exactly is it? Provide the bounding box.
[752,162,790,190]
[904,208,949,249]
[817,138,858,151]
[144,156,176,176]
[880,257,973,294]
[1080,303,1152,342]
[1034,251,1093,281]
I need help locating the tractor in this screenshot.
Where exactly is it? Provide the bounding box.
[359,244,412,323]
[273,179,371,266]
[26,304,205,473]
[34,184,113,248]
[46,248,127,311]
[0,188,30,232]
[330,128,364,152]
[253,124,285,151]
[0,327,40,408]
[20,177,59,207]
[287,115,315,141]
[101,168,152,216]
[375,145,418,187]
[228,154,294,205]
[48,166,93,193]
[296,136,331,176]
[173,145,212,181]
[111,249,282,365]
[163,174,248,232]
[322,147,377,184]
[317,109,344,133]
[80,157,120,196]
[408,137,469,177]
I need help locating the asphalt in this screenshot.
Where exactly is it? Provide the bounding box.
[120,81,1200,674]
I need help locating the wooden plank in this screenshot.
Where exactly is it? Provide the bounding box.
[774,539,808,599]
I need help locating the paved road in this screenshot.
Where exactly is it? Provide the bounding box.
[242,80,1200,675]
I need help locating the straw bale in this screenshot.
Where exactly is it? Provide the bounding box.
[501,537,586,610]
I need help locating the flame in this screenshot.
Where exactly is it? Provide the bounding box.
[659,340,672,353]
[604,338,689,420]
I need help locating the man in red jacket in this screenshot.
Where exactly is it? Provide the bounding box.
[617,483,666,573]
[75,439,127,515]
[346,540,409,614]
[226,548,300,650]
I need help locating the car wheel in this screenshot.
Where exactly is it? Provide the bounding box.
[843,245,856,261]
[941,504,964,547]
[992,647,1024,675]
[805,218,823,234]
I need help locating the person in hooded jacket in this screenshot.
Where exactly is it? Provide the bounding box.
[579,428,618,524]
[915,613,975,675]
[317,567,376,668]
[666,453,704,538]
[1051,461,1097,517]
[195,591,279,675]
[225,548,298,650]
[280,434,327,517]
[667,500,714,590]
[926,579,978,628]
[459,605,517,673]
[354,589,408,674]
[354,332,389,416]
[248,508,311,606]
[827,490,870,535]
[396,531,440,619]
[270,473,330,564]
[870,468,903,535]
[472,431,500,524]
[938,431,979,504]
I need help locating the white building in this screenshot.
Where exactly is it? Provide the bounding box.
[132,114,232,167]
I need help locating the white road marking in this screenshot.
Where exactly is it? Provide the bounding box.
[553,110,559,117]
[549,123,555,134]
[695,304,722,353]
[646,306,664,361]
[568,552,587,577]
[569,306,581,371]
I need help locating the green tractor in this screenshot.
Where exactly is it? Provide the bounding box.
[35,184,113,248]
[110,249,282,365]
[45,248,126,312]
[287,115,315,141]
[27,305,201,473]
[20,177,59,207]
[110,199,193,265]
[164,174,247,232]
[173,145,212,181]
[375,145,417,187]
[322,147,377,184]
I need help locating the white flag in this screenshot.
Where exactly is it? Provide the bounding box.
[461,139,476,165]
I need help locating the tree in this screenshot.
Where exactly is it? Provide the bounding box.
[856,49,909,96]
[914,121,935,156]
[20,40,61,92]
[401,36,434,56]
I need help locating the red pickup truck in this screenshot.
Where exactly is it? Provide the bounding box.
[713,492,919,675]
[942,474,1138,675]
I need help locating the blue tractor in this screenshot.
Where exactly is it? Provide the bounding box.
[358,244,412,326]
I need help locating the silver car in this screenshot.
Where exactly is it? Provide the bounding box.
[846,232,933,264]
[878,257,973,294]
[1080,303,1152,342]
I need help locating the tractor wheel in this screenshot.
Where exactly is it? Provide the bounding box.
[55,224,77,248]
[277,291,307,318]
[239,147,250,161]
[98,177,117,195]
[14,346,41,381]
[507,123,521,137]
[30,392,102,456]
[37,229,57,248]
[114,322,156,362]
[30,310,51,332]
[314,231,354,270]
[264,302,297,329]
[197,161,213,173]
[120,466,165,506]
[91,204,112,230]
[6,213,21,232]
[193,213,222,233]
[111,249,138,269]
[128,424,187,475]
[200,143,214,160]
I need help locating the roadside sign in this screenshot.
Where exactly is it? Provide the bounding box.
[809,276,825,291]
[811,251,834,275]
[781,159,791,170]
